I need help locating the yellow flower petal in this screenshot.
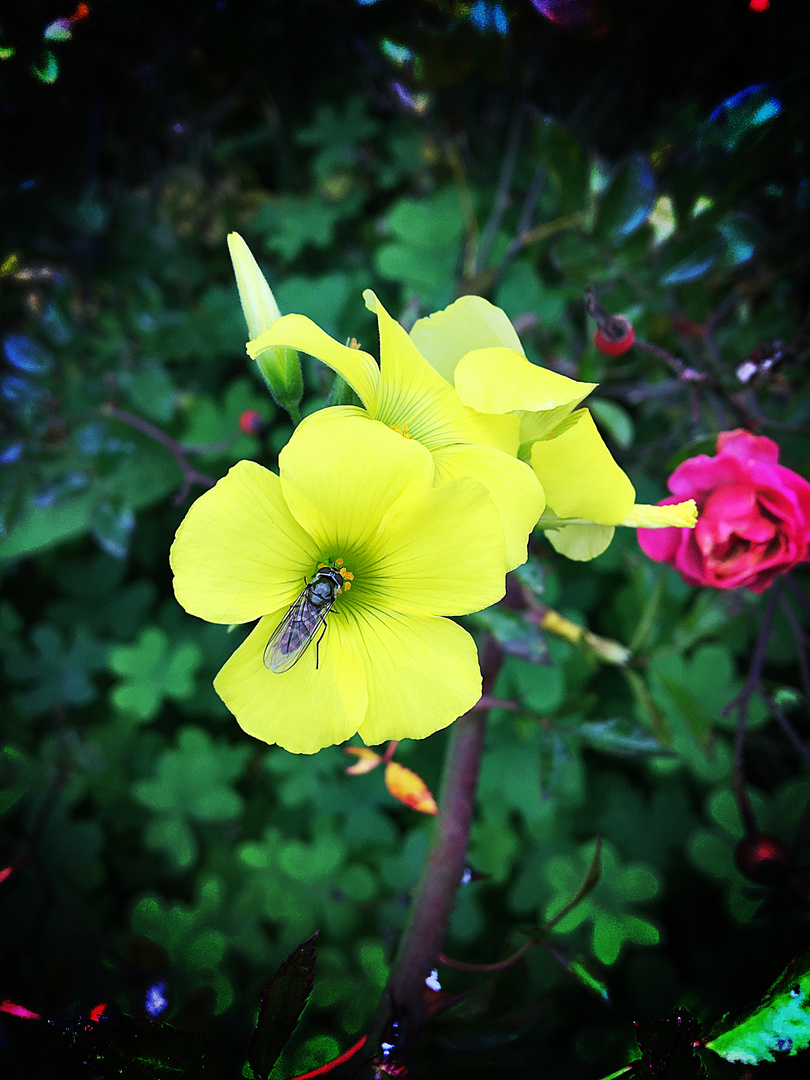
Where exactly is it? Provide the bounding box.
[530,409,635,524]
[353,610,482,745]
[170,461,319,624]
[432,443,545,571]
[364,289,519,455]
[455,347,597,415]
[214,610,367,754]
[384,761,439,814]
[344,746,382,774]
[409,294,526,382]
[545,523,616,561]
[373,475,507,615]
[621,500,698,529]
[248,314,380,410]
[279,409,435,558]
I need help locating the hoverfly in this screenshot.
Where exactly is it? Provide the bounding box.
[263,562,351,673]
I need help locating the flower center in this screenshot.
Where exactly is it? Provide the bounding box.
[318,557,354,593]
[390,422,412,439]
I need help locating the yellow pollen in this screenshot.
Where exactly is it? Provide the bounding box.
[390,422,411,439]
[318,558,355,593]
[346,336,362,350]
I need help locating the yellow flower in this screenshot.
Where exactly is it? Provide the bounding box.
[170,410,507,754]
[409,295,695,559]
[247,290,544,572]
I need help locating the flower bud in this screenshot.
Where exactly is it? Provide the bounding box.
[238,409,265,435]
[227,233,303,418]
[585,287,635,356]
[593,316,634,356]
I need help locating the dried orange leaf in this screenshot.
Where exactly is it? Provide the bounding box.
[385,761,439,815]
[344,747,382,775]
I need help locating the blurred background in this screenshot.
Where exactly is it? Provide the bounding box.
[1,1,809,1076]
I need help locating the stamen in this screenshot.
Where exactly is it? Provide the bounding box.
[390,422,411,439]
[317,558,355,592]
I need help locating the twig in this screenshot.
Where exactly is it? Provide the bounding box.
[778,591,810,711]
[785,574,810,623]
[543,836,602,932]
[100,404,215,503]
[475,109,524,274]
[380,640,502,1053]
[445,140,480,284]
[763,692,810,769]
[517,211,583,251]
[486,165,547,294]
[439,937,534,974]
[631,339,706,383]
[723,586,781,835]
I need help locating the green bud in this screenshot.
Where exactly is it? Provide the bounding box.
[227,232,303,420]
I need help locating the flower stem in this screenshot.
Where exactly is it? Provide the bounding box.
[381,642,501,1047]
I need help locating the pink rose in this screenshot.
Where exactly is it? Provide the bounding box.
[638,429,810,593]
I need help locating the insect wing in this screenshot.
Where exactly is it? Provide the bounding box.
[264,587,329,673]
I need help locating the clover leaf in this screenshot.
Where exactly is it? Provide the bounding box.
[109,626,203,721]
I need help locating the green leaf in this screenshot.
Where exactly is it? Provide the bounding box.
[589,398,634,450]
[556,952,611,1003]
[133,726,247,820]
[551,232,607,284]
[274,272,354,337]
[8,625,107,715]
[719,211,763,267]
[534,114,589,215]
[707,949,810,1064]
[594,155,656,245]
[657,230,726,285]
[0,428,179,560]
[278,832,347,883]
[576,717,669,758]
[144,815,198,870]
[656,671,715,746]
[249,932,319,1080]
[624,669,672,746]
[254,196,343,261]
[538,730,575,799]
[375,188,465,295]
[56,1016,224,1079]
[180,376,274,462]
[109,628,203,721]
[90,498,135,559]
[469,607,550,665]
[494,259,567,327]
[0,747,33,816]
[544,840,660,966]
[119,360,177,422]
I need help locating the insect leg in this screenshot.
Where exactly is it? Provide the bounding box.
[315,620,328,669]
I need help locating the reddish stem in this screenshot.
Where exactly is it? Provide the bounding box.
[381,643,501,1047]
[100,404,215,502]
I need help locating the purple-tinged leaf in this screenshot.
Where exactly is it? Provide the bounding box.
[249,931,318,1080]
